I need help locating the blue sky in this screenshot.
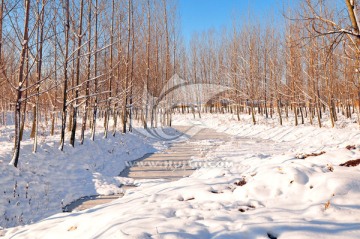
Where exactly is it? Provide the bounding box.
[179,0,294,43]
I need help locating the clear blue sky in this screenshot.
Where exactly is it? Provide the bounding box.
[179,0,294,43]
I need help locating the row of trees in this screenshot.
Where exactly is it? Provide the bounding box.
[0,0,359,168]
[183,0,359,127]
[0,0,181,167]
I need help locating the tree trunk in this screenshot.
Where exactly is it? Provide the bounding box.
[122,0,132,133]
[33,0,45,153]
[277,98,282,126]
[70,0,84,147]
[10,0,30,167]
[60,0,70,151]
[91,0,99,141]
[80,0,92,145]
[20,49,29,141]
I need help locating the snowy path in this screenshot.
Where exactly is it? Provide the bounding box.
[120,126,231,180]
[65,126,231,212]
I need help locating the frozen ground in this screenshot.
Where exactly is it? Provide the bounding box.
[2,113,360,238]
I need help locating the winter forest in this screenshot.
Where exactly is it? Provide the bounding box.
[0,0,358,166]
[1,0,360,238]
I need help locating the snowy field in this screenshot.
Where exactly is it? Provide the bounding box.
[2,113,360,238]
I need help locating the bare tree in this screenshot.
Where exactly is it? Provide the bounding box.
[91,0,99,141]
[122,0,131,133]
[60,0,71,151]
[70,0,85,147]
[80,0,92,145]
[10,0,31,167]
[32,0,47,152]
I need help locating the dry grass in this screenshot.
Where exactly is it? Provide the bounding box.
[234,178,247,187]
[339,159,360,167]
[296,151,326,159]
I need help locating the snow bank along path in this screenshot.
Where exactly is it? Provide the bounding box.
[66,126,231,212]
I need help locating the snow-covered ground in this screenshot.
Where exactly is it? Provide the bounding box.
[0,118,168,229]
[2,113,360,238]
